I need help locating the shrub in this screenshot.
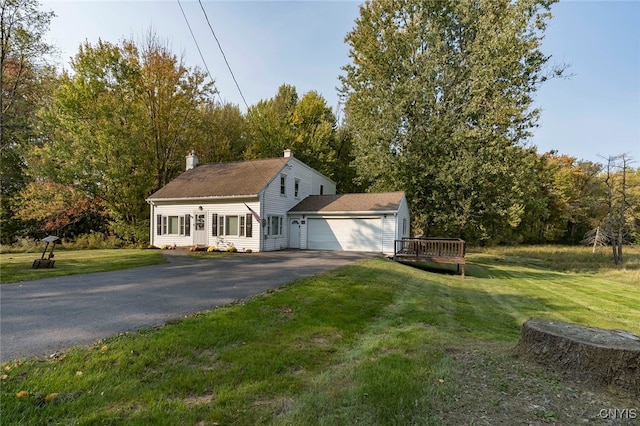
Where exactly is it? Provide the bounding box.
[66,233,122,250]
[225,246,237,253]
[207,246,217,252]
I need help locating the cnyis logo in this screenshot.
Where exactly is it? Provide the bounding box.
[598,408,638,419]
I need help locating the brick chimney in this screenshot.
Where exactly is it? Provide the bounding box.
[186,150,199,170]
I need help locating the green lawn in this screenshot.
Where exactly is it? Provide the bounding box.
[0,249,167,284]
[1,246,638,425]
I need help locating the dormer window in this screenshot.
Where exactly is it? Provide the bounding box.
[280,174,286,196]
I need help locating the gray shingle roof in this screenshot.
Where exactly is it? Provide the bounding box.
[288,192,405,213]
[147,158,290,200]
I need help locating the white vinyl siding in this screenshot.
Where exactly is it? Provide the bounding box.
[151,201,261,252]
[148,156,337,251]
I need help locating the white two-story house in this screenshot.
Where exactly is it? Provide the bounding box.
[146,150,410,254]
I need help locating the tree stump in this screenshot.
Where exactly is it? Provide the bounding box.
[515,318,640,395]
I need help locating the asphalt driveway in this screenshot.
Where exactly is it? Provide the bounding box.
[0,250,373,362]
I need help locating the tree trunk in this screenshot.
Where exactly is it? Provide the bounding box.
[515,318,640,395]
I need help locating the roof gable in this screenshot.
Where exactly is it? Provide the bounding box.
[148,157,290,200]
[289,192,405,213]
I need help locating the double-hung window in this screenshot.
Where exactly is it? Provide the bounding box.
[267,215,283,236]
[280,174,286,196]
[211,213,253,237]
[157,214,190,236]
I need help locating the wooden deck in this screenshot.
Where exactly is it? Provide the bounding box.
[393,238,466,277]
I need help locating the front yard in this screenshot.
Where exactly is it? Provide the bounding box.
[1,246,638,425]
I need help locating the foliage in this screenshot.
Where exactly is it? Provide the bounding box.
[194,102,249,163]
[14,180,107,238]
[0,0,56,244]
[517,153,605,243]
[1,248,638,424]
[29,33,215,244]
[245,84,359,191]
[341,0,565,243]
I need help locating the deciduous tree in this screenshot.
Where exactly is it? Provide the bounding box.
[31,34,215,243]
[340,0,564,242]
[0,0,55,243]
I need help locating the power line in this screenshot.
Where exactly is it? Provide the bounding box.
[176,0,223,105]
[198,0,249,110]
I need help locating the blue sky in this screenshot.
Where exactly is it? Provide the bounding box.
[43,0,639,164]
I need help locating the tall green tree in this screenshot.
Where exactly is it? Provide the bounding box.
[245,84,358,191]
[195,102,248,163]
[341,0,564,242]
[517,153,604,243]
[31,35,215,243]
[0,0,55,243]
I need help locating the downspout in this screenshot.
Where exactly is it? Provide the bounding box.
[259,193,264,252]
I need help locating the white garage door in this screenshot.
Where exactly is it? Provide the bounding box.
[307,218,382,251]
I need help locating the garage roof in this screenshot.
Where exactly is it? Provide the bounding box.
[289,192,405,213]
[147,157,290,200]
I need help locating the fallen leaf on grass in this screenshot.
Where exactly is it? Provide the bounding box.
[16,390,29,398]
[75,371,84,376]
[45,393,59,403]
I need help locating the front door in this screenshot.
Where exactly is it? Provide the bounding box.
[194,213,207,246]
[289,219,301,249]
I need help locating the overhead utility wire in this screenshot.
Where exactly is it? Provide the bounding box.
[198,0,250,110]
[177,0,223,104]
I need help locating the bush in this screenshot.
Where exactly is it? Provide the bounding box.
[0,237,40,254]
[225,246,237,253]
[65,233,122,250]
[207,246,217,252]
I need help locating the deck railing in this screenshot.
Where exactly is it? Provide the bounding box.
[394,238,466,276]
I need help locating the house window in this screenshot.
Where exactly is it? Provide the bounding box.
[280,174,286,196]
[211,213,252,237]
[320,184,324,195]
[194,214,204,232]
[157,214,190,236]
[267,215,283,236]
[402,218,407,236]
[168,216,179,234]
[225,215,239,236]
[294,179,300,198]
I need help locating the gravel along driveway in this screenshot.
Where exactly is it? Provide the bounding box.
[0,250,373,362]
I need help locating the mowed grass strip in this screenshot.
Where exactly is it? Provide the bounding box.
[0,249,167,284]
[1,248,638,425]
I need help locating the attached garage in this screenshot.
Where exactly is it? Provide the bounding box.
[307,217,382,251]
[288,192,410,255]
